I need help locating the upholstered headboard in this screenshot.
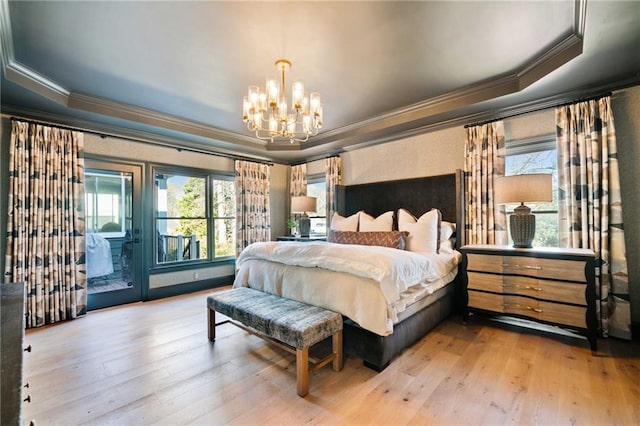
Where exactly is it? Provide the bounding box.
[335,169,465,247]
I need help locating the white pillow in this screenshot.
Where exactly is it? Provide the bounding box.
[439,238,455,254]
[440,221,456,241]
[398,208,441,253]
[359,211,394,232]
[330,211,360,232]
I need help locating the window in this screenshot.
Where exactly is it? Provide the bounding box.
[504,136,558,247]
[307,174,327,236]
[85,170,132,237]
[154,169,235,265]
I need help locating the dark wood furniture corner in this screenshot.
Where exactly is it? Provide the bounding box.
[461,244,597,351]
[1,282,29,426]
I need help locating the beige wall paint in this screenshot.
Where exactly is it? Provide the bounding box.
[341,126,465,185]
[85,134,235,170]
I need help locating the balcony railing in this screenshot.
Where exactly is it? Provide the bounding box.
[158,233,199,263]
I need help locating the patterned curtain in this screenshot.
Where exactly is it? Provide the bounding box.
[235,160,271,257]
[4,120,87,328]
[325,156,342,230]
[464,121,508,245]
[556,96,630,339]
[290,164,307,197]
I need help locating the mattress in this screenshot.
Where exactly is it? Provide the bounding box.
[233,242,461,336]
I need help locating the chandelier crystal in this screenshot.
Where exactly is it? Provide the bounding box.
[243,59,323,143]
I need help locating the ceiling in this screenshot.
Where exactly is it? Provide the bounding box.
[1,1,639,164]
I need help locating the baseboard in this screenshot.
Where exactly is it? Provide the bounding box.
[147,275,233,300]
[632,321,640,342]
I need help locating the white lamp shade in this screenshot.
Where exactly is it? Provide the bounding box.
[494,174,553,204]
[291,196,317,213]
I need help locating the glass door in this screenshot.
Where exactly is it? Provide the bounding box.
[85,161,143,310]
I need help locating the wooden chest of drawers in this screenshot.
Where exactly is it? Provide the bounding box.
[461,244,597,351]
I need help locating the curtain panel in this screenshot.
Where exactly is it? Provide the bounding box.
[290,164,307,197]
[556,96,630,339]
[4,120,87,327]
[325,156,342,231]
[235,160,271,257]
[463,121,507,245]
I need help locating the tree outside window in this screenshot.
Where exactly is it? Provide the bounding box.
[155,170,235,264]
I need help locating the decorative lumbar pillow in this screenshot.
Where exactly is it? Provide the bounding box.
[328,231,409,249]
[359,211,394,232]
[398,208,442,253]
[330,211,360,232]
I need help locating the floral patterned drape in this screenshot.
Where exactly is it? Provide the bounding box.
[4,120,86,327]
[235,160,270,257]
[464,121,507,245]
[556,96,630,339]
[325,156,342,230]
[290,164,307,198]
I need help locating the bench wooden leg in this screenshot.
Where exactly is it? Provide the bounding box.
[296,347,309,397]
[207,308,216,341]
[333,330,343,372]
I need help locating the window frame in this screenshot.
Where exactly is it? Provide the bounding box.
[152,166,235,268]
[306,173,327,236]
[504,134,559,247]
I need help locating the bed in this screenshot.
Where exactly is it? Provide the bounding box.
[234,170,465,371]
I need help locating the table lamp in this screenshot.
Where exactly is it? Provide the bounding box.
[291,196,317,237]
[494,174,552,248]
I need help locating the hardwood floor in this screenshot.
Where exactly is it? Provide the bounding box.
[23,287,640,425]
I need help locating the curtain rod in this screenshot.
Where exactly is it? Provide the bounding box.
[464,91,612,129]
[8,115,274,166]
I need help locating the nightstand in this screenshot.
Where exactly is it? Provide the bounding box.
[276,236,326,242]
[461,244,597,351]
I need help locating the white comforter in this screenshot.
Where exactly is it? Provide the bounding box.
[233,241,460,336]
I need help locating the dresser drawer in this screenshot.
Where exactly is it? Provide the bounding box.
[502,276,586,305]
[466,253,504,274]
[468,290,504,312]
[467,272,503,292]
[470,291,586,329]
[538,301,586,328]
[468,291,542,320]
[468,272,586,305]
[467,253,586,282]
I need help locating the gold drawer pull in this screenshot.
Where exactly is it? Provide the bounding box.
[503,303,543,313]
[503,284,543,292]
[501,263,542,271]
[521,285,542,292]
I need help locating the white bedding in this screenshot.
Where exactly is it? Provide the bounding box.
[233,241,461,336]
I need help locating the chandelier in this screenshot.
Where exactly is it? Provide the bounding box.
[243,59,323,143]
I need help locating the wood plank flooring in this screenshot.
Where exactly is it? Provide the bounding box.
[23,287,640,425]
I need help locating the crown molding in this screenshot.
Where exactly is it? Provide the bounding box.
[67,92,263,150]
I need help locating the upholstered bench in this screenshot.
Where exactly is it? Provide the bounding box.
[207,287,343,397]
